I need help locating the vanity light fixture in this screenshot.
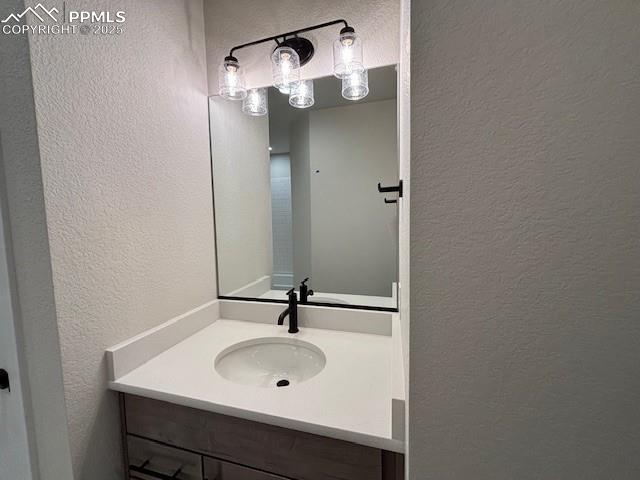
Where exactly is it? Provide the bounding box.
[332,26,364,78]
[341,69,369,101]
[242,88,268,116]
[272,46,301,94]
[219,55,247,101]
[289,79,314,108]
[220,19,368,114]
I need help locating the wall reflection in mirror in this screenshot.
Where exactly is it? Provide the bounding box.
[210,65,398,310]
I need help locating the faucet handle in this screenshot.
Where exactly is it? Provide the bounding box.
[286,287,296,297]
[300,277,310,286]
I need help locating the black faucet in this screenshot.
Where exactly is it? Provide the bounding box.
[277,288,299,334]
[299,277,314,304]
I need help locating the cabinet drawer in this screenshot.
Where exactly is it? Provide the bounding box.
[127,435,202,480]
[203,456,287,480]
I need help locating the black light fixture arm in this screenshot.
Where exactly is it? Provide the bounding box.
[228,19,350,59]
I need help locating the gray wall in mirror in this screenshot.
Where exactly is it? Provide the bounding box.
[210,65,399,310]
[210,99,272,296]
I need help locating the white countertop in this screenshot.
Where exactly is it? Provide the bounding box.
[109,317,404,453]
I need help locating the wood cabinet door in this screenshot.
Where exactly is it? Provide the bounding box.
[203,456,288,480]
[124,394,382,480]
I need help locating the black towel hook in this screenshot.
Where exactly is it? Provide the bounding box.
[377,180,403,198]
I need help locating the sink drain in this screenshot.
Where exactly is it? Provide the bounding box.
[276,379,290,387]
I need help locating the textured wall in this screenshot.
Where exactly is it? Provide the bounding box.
[26,1,215,478]
[210,96,273,295]
[0,0,74,477]
[204,0,400,94]
[410,1,640,479]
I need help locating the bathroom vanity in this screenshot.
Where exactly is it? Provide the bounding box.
[107,61,406,479]
[108,301,405,480]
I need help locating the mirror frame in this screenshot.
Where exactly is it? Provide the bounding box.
[210,65,400,313]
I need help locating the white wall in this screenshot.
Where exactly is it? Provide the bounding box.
[210,97,273,295]
[308,100,398,296]
[204,0,400,94]
[410,1,640,478]
[0,1,74,477]
[25,1,216,478]
[0,152,36,480]
[290,114,312,286]
[397,0,410,473]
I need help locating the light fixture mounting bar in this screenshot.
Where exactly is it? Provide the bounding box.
[228,19,350,58]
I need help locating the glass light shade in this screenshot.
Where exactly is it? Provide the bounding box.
[242,88,268,116]
[341,69,369,101]
[271,46,300,94]
[333,31,364,78]
[289,79,314,108]
[219,58,247,100]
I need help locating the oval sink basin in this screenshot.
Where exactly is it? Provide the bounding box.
[214,337,326,388]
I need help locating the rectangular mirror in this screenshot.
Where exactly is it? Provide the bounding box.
[209,65,398,310]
